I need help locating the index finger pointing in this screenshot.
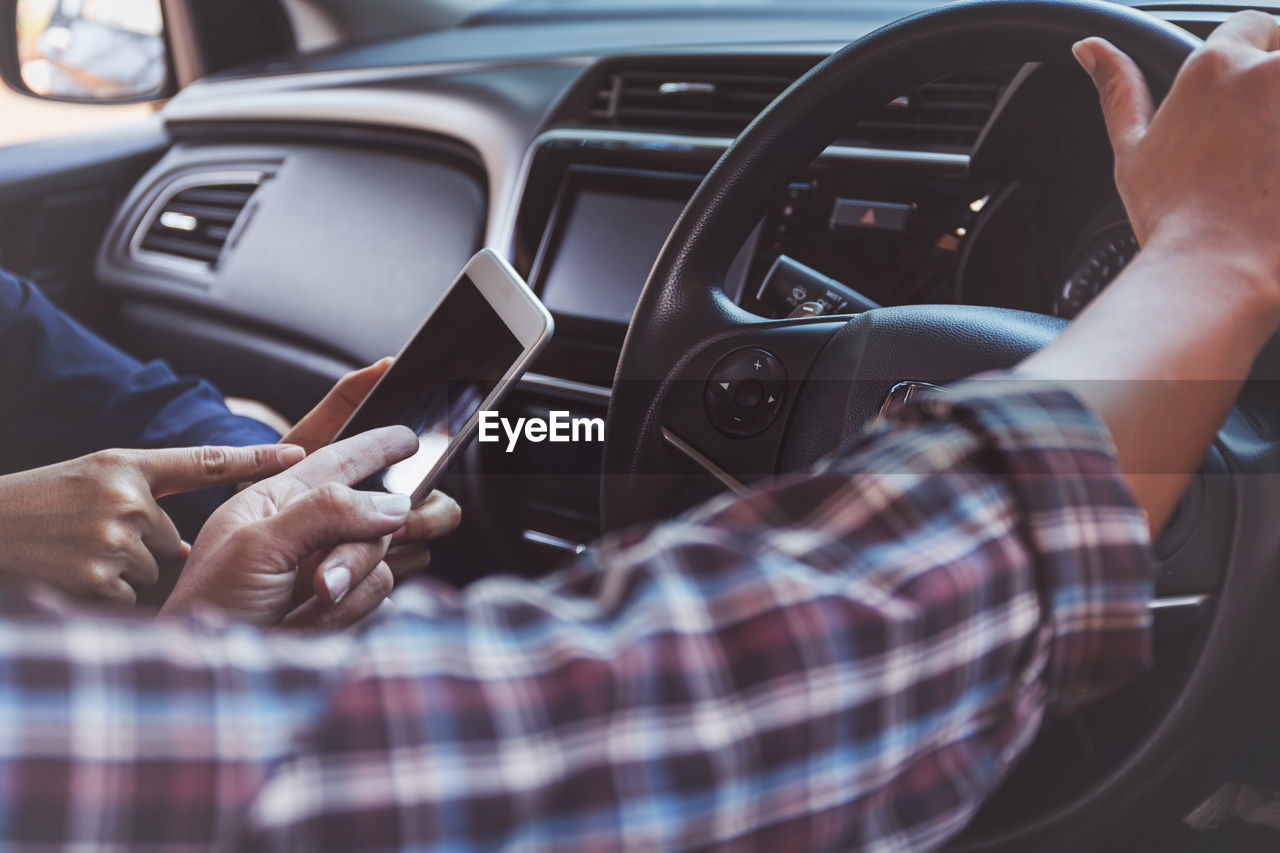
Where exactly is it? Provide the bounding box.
[276,426,419,490]
[139,444,307,497]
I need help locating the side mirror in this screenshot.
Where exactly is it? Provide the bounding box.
[5,0,170,103]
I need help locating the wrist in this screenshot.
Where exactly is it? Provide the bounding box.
[1140,227,1280,326]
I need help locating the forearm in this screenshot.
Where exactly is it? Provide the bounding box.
[233,386,1152,850]
[1019,242,1280,531]
[0,271,277,475]
[1057,22,1280,533]
[0,388,1153,849]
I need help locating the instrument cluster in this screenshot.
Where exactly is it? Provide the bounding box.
[1053,219,1139,320]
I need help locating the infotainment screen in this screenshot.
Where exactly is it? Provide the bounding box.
[540,189,688,323]
[533,167,756,324]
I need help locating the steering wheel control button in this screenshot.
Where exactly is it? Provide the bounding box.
[705,348,788,438]
[733,379,765,410]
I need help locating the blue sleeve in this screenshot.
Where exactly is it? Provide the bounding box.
[0,270,281,535]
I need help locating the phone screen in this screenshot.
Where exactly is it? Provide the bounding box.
[336,275,525,496]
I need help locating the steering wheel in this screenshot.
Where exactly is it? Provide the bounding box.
[602,1,1280,848]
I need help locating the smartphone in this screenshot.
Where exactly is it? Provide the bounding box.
[332,249,554,502]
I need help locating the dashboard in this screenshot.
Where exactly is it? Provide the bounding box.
[92,3,1225,566]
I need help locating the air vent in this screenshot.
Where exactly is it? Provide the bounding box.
[843,68,1012,150]
[588,67,801,134]
[134,171,264,271]
[586,61,1015,152]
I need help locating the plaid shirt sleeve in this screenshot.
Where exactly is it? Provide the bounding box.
[0,379,1155,852]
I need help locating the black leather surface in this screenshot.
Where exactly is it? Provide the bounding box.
[604,0,1200,532]
[781,305,1065,472]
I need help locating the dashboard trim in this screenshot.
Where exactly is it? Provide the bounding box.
[529,128,972,168]
[521,372,613,404]
[521,529,588,555]
[187,57,596,98]
[1148,594,1210,611]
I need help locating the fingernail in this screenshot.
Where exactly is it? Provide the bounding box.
[372,492,412,519]
[1072,40,1096,74]
[323,565,352,603]
[277,445,306,466]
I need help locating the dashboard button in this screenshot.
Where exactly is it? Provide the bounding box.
[829,198,912,232]
[705,348,788,438]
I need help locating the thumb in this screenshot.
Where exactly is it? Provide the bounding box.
[282,358,394,453]
[1074,37,1155,159]
[137,444,307,497]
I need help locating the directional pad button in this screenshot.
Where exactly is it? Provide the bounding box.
[705,348,788,438]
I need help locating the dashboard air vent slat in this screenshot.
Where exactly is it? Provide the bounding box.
[136,176,262,271]
[141,234,224,263]
[845,69,1010,150]
[585,61,1016,153]
[590,67,796,131]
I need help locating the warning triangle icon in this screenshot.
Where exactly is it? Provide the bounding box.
[859,208,877,226]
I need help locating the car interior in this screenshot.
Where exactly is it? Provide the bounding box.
[5,0,1280,849]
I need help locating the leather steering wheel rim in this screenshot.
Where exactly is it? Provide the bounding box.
[604,0,1200,534]
[600,1,1280,849]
